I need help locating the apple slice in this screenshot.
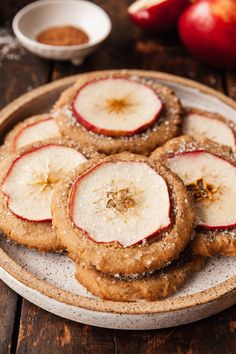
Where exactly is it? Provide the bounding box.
[72,77,162,137]
[128,0,189,33]
[13,117,60,151]
[167,151,236,230]
[70,161,170,246]
[2,144,87,222]
[183,112,236,151]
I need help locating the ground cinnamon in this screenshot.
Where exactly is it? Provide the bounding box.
[36,25,89,46]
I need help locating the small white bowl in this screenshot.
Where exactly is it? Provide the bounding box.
[12,0,112,65]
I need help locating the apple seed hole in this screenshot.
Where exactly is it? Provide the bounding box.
[106,188,136,213]
[187,177,218,202]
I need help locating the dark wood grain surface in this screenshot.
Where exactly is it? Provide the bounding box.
[0,1,235,353]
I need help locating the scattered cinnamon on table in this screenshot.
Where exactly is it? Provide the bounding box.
[36,25,89,46]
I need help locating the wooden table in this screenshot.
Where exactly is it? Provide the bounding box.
[0,1,235,353]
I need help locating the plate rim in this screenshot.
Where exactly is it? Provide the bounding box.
[1,247,236,315]
[0,69,236,315]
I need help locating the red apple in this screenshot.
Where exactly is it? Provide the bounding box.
[128,0,190,33]
[178,0,236,68]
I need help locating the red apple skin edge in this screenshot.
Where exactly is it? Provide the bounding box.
[72,100,162,137]
[167,150,236,231]
[69,161,171,247]
[12,117,52,152]
[128,0,190,33]
[1,144,57,223]
[178,0,236,68]
[72,77,163,137]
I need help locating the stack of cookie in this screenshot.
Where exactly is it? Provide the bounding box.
[0,72,235,302]
[52,152,204,301]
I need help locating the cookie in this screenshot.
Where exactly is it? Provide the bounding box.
[75,251,205,301]
[151,135,236,257]
[0,138,99,252]
[182,107,236,152]
[53,73,182,155]
[192,230,236,257]
[2,114,60,153]
[52,152,195,274]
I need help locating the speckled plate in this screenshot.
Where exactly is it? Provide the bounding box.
[0,70,236,330]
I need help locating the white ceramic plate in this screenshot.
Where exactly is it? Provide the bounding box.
[0,71,235,330]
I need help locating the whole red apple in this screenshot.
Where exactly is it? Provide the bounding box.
[178,0,236,68]
[128,0,190,33]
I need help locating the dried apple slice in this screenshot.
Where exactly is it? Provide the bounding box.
[183,112,236,151]
[13,117,60,150]
[70,161,170,246]
[2,144,87,222]
[167,151,236,230]
[72,77,162,137]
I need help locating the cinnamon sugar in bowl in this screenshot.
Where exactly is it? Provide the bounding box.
[36,25,89,46]
[12,0,111,64]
